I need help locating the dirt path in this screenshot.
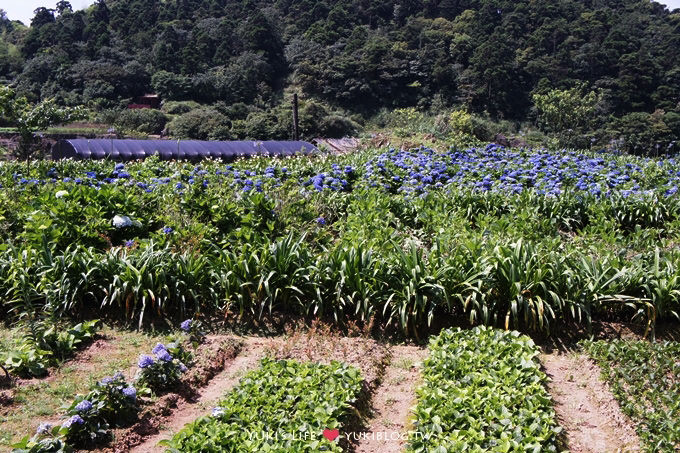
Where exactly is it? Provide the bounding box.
[353,345,427,453]
[128,336,273,453]
[541,353,640,453]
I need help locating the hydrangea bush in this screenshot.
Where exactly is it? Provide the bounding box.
[3,147,680,335]
[136,342,189,393]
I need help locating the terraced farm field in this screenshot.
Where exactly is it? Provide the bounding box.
[1,144,680,451]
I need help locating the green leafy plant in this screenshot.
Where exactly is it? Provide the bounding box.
[11,424,72,453]
[2,320,100,378]
[583,340,680,452]
[409,326,562,452]
[164,358,363,452]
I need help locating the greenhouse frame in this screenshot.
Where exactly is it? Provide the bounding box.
[52,139,318,161]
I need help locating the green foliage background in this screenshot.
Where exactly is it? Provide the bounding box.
[1,0,679,151]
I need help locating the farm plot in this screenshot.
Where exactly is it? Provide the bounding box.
[4,321,242,453]
[165,358,364,452]
[2,145,680,338]
[408,326,562,452]
[583,340,680,452]
[0,325,165,447]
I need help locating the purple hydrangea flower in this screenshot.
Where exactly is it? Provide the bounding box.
[99,376,113,385]
[122,387,137,401]
[36,422,52,435]
[179,363,188,373]
[152,343,167,355]
[75,400,93,412]
[317,217,326,226]
[180,319,192,332]
[62,415,84,429]
[156,349,173,362]
[124,240,136,248]
[138,355,155,369]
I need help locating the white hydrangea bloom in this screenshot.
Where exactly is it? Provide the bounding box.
[55,190,68,199]
[112,215,133,228]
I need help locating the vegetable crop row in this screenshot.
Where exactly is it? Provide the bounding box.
[408,326,562,452]
[165,358,363,452]
[583,340,680,452]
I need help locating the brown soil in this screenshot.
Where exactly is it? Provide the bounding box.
[353,345,427,453]
[541,353,640,453]
[270,323,390,391]
[117,336,271,453]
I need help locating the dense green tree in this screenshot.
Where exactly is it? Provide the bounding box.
[0,85,85,159]
[4,0,680,152]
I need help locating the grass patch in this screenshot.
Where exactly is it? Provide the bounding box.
[583,340,680,452]
[0,326,22,354]
[0,325,164,447]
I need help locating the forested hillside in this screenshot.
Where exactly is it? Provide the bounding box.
[1,0,679,151]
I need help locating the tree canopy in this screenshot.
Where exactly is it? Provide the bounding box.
[0,0,679,151]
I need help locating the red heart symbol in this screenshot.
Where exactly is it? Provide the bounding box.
[323,429,340,441]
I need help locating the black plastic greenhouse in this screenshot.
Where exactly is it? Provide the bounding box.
[52,139,318,162]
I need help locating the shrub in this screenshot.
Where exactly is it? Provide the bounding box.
[135,342,189,393]
[114,109,168,135]
[167,107,231,140]
[161,100,201,115]
[65,372,139,428]
[11,424,72,453]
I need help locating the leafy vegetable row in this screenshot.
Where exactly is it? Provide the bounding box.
[165,358,363,452]
[583,340,680,452]
[409,326,562,452]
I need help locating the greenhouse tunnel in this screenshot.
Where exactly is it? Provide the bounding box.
[52,139,318,162]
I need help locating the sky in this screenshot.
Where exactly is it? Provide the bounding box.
[1,0,680,25]
[1,0,96,25]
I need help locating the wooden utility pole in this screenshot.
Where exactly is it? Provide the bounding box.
[292,93,300,141]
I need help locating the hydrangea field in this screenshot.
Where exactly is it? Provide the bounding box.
[2,144,680,337]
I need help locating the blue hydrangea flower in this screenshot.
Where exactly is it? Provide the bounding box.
[152,343,167,355]
[36,422,52,435]
[124,240,136,248]
[180,319,192,332]
[156,349,173,362]
[62,415,85,429]
[99,376,113,385]
[138,355,155,369]
[212,407,225,417]
[75,400,93,412]
[122,387,137,401]
[317,217,326,226]
[163,226,173,234]
[179,362,188,373]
